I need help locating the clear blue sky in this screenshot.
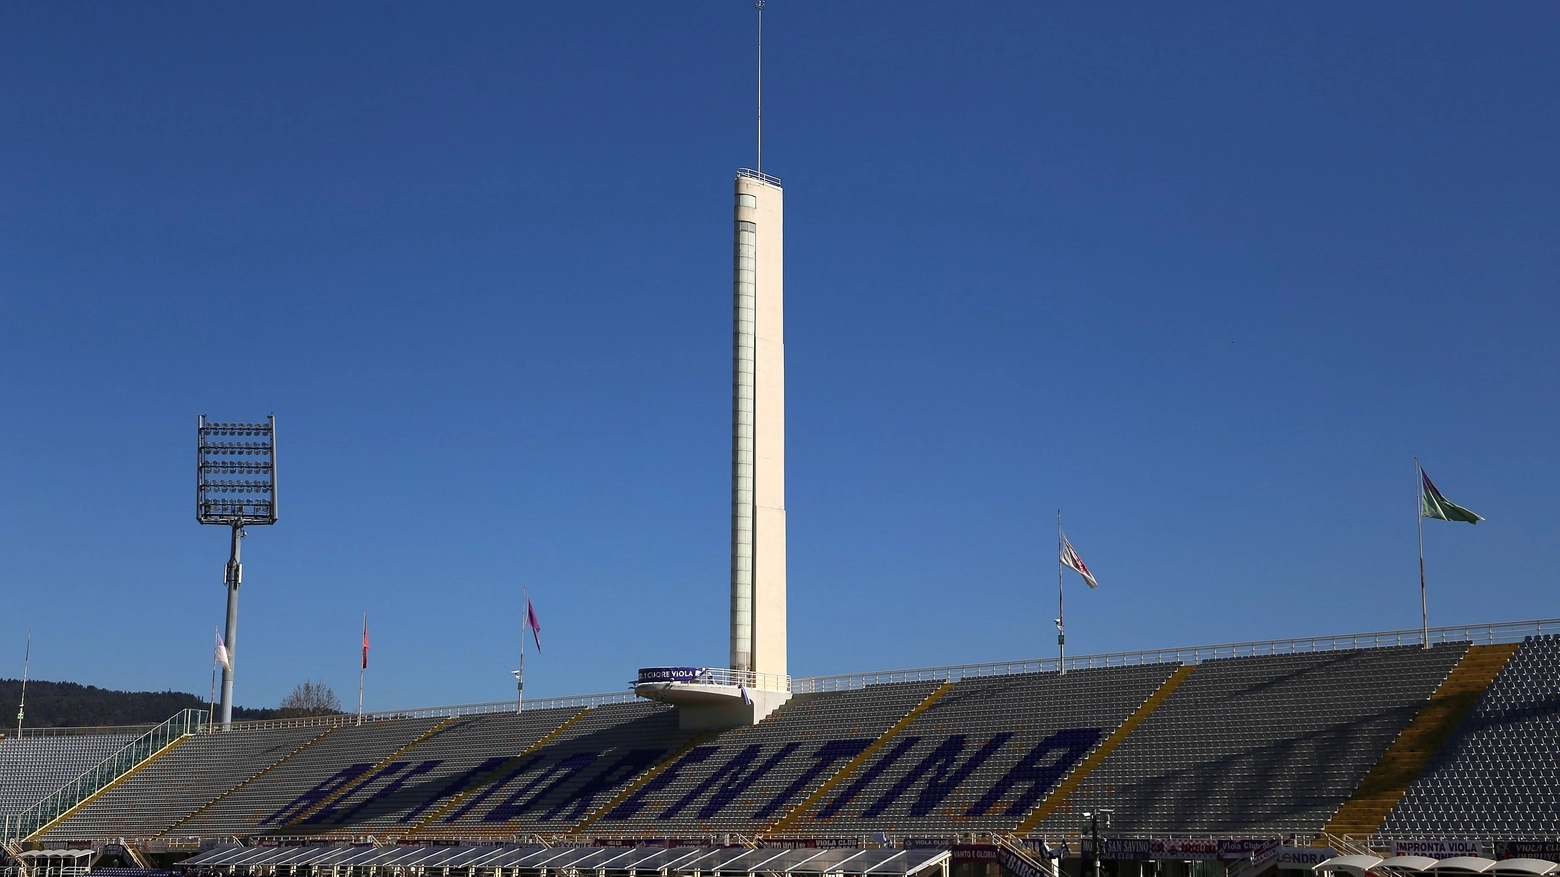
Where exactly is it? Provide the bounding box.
[2,3,1556,712]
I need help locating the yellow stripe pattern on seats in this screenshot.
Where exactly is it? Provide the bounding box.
[1014,663,1197,834]
[761,681,954,837]
[567,729,715,835]
[160,726,339,836]
[405,708,590,836]
[28,733,191,841]
[280,716,455,829]
[1320,642,1519,840]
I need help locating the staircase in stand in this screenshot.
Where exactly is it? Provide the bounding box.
[0,709,206,843]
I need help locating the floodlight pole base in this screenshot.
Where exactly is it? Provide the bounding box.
[219,522,243,730]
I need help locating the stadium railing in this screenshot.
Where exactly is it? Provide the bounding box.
[790,617,1560,693]
[0,709,207,843]
[206,691,640,733]
[3,725,157,739]
[737,167,783,186]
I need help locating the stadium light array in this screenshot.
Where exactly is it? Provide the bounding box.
[197,415,278,728]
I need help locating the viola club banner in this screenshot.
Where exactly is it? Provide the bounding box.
[1499,843,1560,861]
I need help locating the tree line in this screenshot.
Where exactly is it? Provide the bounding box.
[0,678,344,729]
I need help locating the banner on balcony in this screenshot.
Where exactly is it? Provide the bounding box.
[636,667,710,684]
[1391,840,1485,859]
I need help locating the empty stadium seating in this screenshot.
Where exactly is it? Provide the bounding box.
[20,630,1560,848]
[410,701,698,839]
[1380,635,1560,840]
[231,708,588,839]
[41,726,327,840]
[591,679,945,835]
[164,717,448,838]
[0,733,136,812]
[780,664,1180,836]
[1029,643,1470,835]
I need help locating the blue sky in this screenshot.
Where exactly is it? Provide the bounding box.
[2,3,1556,712]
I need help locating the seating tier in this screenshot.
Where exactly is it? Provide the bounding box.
[42,726,326,841]
[1029,643,1468,835]
[1380,635,1560,840]
[0,734,137,813]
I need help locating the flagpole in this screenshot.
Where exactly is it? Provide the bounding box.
[517,587,527,714]
[208,628,218,727]
[357,611,366,726]
[17,631,30,739]
[1057,509,1065,676]
[1417,457,1428,650]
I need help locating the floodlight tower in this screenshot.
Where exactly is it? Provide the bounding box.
[197,415,278,728]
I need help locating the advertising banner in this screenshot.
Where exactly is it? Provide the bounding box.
[1218,839,1282,863]
[998,846,1054,877]
[1080,839,1155,861]
[953,845,1000,866]
[1498,843,1560,861]
[1391,840,1485,860]
[1152,839,1221,861]
[1272,847,1339,870]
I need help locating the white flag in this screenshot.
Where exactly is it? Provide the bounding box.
[215,628,231,672]
[1060,534,1099,589]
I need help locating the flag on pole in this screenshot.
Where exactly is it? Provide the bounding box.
[524,598,542,653]
[361,616,370,670]
[214,629,231,672]
[1421,469,1484,524]
[1060,533,1099,589]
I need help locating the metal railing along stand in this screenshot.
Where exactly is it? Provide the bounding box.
[0,709,206,843]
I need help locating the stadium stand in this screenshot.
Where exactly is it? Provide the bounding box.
[40,726,326,841]
[178,841,952,877]
[1320,643,1518,838]
[17,622,1560,854]
[1379,635,1560,840]
[253,707,588,838]
[587,679,945,835]
[0,733,137,812]
[1028,643,1470,835]
[406,702,697,840]
[776,664,1181,836]
[161,716,448,838]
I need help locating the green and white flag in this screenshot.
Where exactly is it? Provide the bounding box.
[1421,468,1483,524]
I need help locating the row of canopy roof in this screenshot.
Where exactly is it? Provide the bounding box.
[1315,857,1560,876]
[178,844,950,877]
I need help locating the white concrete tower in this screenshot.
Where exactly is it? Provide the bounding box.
[730,169,786,683]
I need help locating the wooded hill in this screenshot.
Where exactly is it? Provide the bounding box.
[0,678,279,728]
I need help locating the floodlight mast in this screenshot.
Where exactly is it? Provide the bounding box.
[197,414,278,729]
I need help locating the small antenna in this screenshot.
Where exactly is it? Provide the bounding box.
[756,1,764,174]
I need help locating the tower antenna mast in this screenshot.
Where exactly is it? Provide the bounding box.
[756,1,764,175]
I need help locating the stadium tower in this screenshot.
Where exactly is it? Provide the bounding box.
[634,6,790,729]
[730,168,785,686]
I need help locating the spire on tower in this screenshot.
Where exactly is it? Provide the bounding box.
[756,1,764,174]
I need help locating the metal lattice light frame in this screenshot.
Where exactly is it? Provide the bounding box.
[198,415,277,525]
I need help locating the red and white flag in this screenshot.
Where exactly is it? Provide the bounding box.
[1060,533,1099,589]
[361,614,370,670]
[524,598,542,653]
